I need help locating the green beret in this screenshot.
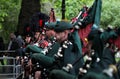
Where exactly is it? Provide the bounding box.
[45,21,73,32]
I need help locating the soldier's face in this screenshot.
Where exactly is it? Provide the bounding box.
[55,30,69,43]
[25,36,31,43]
[34,32,41,39]
[45,29,56,39]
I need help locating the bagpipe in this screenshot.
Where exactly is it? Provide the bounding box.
[71,6,89,29]
[49,50,120,79]
[62,49,95,75]
[30,37,57,78]
[54,40,73,60]
[39,37,57,55]
[71,0,101,30]
[48,28,120,79]
[49,27,120,79]
[48,49,95,79]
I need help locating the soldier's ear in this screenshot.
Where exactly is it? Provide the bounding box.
[64,30,70,35]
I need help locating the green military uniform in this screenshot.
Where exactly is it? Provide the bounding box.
[24,12,49,56]
[86,29,116,71]
[31,42,60,68]
[85,29,117,74]
[46,21,84,75]
[89,47,116,73]
[31,21,84,76]
[82,28,119,79]
[25,45,43,54]
[48,29,119,79]
[87,29,104,60]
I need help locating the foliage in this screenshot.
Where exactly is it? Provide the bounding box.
[41,0,94,20]
[101,0,120,28]
[41,0,120,29]
[1,0,120,43]
[0,0,21,43]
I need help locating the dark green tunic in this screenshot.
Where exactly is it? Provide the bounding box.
[31,42,60,68]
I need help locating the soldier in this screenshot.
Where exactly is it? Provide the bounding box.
[22,12,50,79]
[81,27,120,79]
[49,28,120,79]
[48,29,102,79]
[25,12,50,55]
[25,30,45,54]
[31,21,84,79]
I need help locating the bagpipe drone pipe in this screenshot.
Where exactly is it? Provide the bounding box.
[70,0,102,52]
[72,0,102,29]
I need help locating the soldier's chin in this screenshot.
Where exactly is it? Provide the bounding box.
[56,39,64,43]
[56,39,62,43]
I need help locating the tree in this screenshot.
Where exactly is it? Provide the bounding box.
[48,0,93,20]
[17,0,41,35]
[49,0,120,28]
[0,0,21,43]
[101,0,120,28]
[0,0,120,43]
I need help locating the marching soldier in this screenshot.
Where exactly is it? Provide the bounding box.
[49,28,120,79]
[22,12,50,79]
[25,12,50,55]
[31,21,84,78]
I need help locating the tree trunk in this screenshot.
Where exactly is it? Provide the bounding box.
[17,0,40,35]
[61,0,65,20]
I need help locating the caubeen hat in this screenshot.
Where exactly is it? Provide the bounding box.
[45,21,73,32]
